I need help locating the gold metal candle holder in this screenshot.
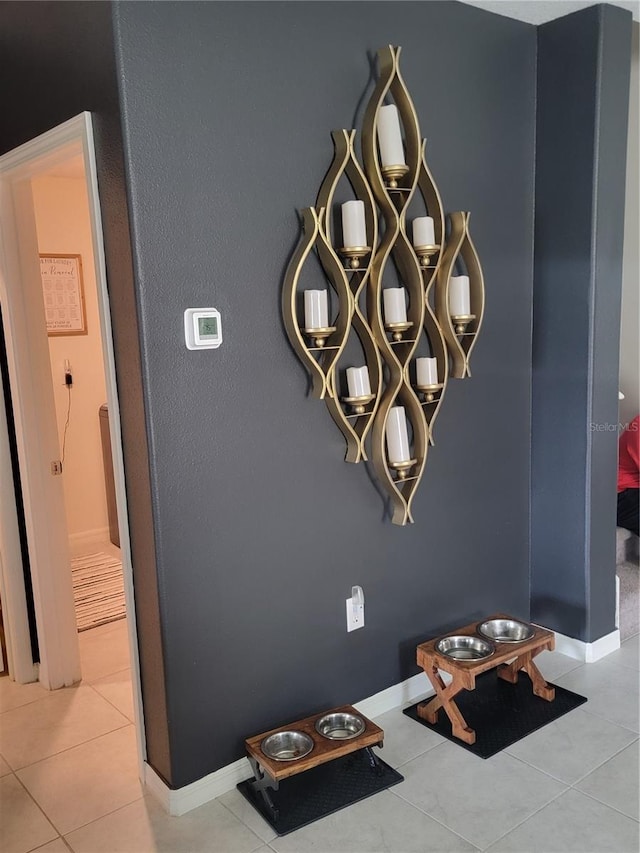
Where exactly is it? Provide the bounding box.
[302,326,337,348]
[381,164,409,189]
[451,314,476,335]
[384,320,413,342]
[283,45,484,524]
[388,458,417,480]
[342,393,376,415]
[339,246,371,270]
[414,244,440,268]
[416,382,444,403]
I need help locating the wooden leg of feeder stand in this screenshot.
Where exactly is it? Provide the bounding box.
[417,666,476,745]
[247,757,279,821]
[497,652,556,701]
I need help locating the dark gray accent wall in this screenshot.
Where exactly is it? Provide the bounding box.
[5,0,628,792]
[531,5,632,642]
[112,1,536,785]
[0,0,172,783]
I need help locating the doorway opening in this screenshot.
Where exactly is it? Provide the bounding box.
[0,114,145,774]
[33,159,127,635]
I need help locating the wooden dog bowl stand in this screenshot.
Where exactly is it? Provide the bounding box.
[244,704,384,820]
[416,613,556,745]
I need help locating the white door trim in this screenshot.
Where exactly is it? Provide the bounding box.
[0,113,146,772]
[0,354,38,683]
[0,142,79,690]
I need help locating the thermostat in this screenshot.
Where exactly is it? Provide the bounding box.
[184,308,222,350]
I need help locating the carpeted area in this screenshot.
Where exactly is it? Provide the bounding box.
[618,559,640,641]
[71,551,126,632]
[616,527,639,641]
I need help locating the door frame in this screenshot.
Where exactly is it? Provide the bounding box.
[0,113,146,771]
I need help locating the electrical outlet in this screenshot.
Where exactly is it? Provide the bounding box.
[346,586,365,632]
[51,461,63,475]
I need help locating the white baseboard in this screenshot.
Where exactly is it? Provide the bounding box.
[553,627,621,662]
[144,757,253,817]
[354,672,441,719]
[68,527,110,553]
[143,673,441,817]
[144,620,621,817]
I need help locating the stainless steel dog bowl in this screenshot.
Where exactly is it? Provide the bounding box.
[478,618,535,644]
[435,635,495,661]
[315,712,365,740]
[260,730,314,761]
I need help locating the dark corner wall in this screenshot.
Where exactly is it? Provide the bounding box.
[0,0,631,791]
[532,4,632,642]
[0,1,171,783]
[111,1,536,786]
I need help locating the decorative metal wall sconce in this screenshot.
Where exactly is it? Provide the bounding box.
[282,45,485,525]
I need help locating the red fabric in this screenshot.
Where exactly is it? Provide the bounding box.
[618,415,640,492]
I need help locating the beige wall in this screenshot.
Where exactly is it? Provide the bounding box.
[31,175,109,543]
[620,22,639,425]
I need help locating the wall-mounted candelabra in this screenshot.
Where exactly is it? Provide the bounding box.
[282,45,484,525]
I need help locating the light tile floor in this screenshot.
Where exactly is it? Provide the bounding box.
[0,623,637,853]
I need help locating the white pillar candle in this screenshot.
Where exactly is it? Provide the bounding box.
[416,357,438,386]
[341,200,367,248]
[383,288,407,324]
[377,104,406,168]
[304,289,329,329]
[346,366,371,398]
[449,275,471,316]
[386,406,411,464]
[412,216,435,247]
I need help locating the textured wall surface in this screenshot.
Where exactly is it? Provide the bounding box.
[113,0,536,785]
[531,5,632,641]
[2,0,630,790]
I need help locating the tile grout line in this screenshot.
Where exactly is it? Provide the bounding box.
[382,737,446,771]
[575,702,640,734]
[15,758,144,841]
[215,795,275,848]
[388,745,572,851]
[569,735,640,787]
[504,732,638,788]
[477,783,572,851]
[57,791,146,844]
[571,779,640,823]
[84,677,135,722]
[388,783,484,850]
[6,771,61,844]
[13,720,133,774]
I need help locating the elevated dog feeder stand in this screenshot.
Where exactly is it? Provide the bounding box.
[244,704,384,821]
[415,613,555,745]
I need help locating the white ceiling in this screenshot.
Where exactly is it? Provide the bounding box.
[459,0,639,24]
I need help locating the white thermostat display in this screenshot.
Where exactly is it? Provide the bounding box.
[184,308,222,350]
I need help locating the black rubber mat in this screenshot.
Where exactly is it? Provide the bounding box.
[403,670,587,758]
[237,749,403,836]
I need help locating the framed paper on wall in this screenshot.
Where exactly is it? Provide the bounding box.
[40,253,87,336]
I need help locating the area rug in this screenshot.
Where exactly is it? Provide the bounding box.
[238,749,403,836]
[71,551,126,632]
[403,670,587,759]
[617,559,639,641]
